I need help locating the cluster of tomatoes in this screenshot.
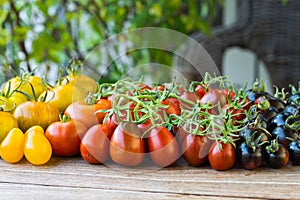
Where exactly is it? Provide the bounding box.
[0,65,299,171]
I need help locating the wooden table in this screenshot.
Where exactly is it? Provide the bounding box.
[0,156,299,199]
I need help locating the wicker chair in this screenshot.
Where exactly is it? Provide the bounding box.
[176,0,300,89]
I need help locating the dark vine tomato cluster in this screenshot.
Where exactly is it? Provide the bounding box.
[78,74,300,171]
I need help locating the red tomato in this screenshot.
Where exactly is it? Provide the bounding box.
[45,119,87,157]
[179,91,200,110]
[147,126,179,167]
[195,84,207,99]
[80,124,112,164]
[208,141,236,171]
[161,98,181,116]
[110,122,146,167]
[200,89,227,108]
[65,98,112,129]
[222,89,236,99]
[182,134,208,166]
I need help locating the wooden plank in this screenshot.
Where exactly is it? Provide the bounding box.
[0,157,299,199]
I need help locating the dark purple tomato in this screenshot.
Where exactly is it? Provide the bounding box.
[237,141,263,170]
[264,143,289,169]
[288,141,300,165]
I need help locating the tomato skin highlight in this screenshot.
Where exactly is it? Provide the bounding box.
[0,128,24,163]
[45,120,87,157]
[80,124,112,164]
[110,123,145,167]
[182,134,207,167]
[147,126,179,167]
[24,126,52,165]
[208,142,236,171]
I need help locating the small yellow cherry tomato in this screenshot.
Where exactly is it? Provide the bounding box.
[24,126,52,165]
[0,128,24,163]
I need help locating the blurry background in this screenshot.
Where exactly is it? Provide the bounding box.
[0,0,298,91]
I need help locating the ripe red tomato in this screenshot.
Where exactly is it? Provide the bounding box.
[195,84,207,99]
[147,126,179,167]
[161,98,181,116]
[200,89,227,108]
[182,134,208,166]
[179,91,200,110]
[208,141,236,171]
[80,124,112,164]
[110,122,146,167]
[45,119,87,157]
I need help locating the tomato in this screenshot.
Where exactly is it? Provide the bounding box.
[208,141,236,171]
[65,98,112,129]
[110,122,146,166]
[45,117,87,157]
[288,140,300,166]
[200,89,227,108]
[3,75,46,101]
[80,124,112,164]
[182,134,207,166]
[179,91,199,110]
[161,98,181,116]
[264,139,289,169]
[39,84,86,112]
[0,128,24,163]
[147,126,179,167]
[195,84,207,99]
[62,75,98,95]
[0,111,18,142]
[13,101,60,132]
[237,141,263,170]
[24,126,52,165]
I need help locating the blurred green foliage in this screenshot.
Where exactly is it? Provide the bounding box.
[0,0,223,82]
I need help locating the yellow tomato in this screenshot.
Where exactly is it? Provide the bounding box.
[13,101,59,132]
[62,75,98,95]
[0,96,16,112]
[0,111,18,142]
[3,75,46,101]
[8,93,27,110]
[39,84,86,112]
[24,126,52,165]
[0,128,24,163]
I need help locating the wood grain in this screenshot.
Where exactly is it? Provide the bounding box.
[0,157,299,199]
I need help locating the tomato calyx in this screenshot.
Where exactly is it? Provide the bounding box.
[59,113,72,123]
[265,137,280,154]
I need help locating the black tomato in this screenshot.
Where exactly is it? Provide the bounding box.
[271,126,295,147]
[261,106,278,121]
[287,93,300,106]
[288,141,300,165]
[237,141,263,170]
[264,141,289,169]
[282,104,299,117]
[269,113,287,132]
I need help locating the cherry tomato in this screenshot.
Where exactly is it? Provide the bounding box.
[45,117,87,157]
[237,141,263,170]
[80,124,112,164]
[110,122,146,166]
[264,139,289,169]
[13,101,60,132]
[200,89,227,109]
[147,126,179,167]
[24,126,52,165]
[161,98,181,116]
[208,141,236,171]
[0,128,24,163]
[288,140,300,166]
[181,134,207,166]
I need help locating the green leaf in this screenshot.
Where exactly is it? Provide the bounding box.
[0,9,8,24]
[0,29,10,46]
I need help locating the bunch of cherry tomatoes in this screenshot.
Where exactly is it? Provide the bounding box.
[0,62,299,171]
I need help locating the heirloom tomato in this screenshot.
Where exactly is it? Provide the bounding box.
[62,75,98,95]
[80,124,112,164]
[110,122,146,167]
[0,128,24,163]
[45,115,87,157]
[13,101,59,132]
[24,126,52,165]
[147,126,179,167]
